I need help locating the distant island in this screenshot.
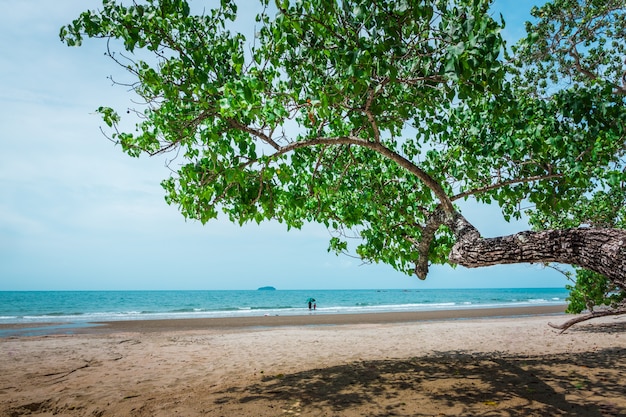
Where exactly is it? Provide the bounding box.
[257,286,276,291]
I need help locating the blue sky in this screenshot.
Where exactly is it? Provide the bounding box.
[0,0,567,291]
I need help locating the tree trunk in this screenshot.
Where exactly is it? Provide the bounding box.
[447,214,626,289]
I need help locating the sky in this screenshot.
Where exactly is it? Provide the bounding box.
[0,0,568,291]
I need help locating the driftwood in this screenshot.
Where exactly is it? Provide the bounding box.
[549,307,626,333]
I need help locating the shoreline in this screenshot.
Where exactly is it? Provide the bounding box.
[0,304,565,337]
[96,304,567,333]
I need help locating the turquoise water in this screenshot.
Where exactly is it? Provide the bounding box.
[0,288,568,325]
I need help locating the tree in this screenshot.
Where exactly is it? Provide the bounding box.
[515,0,626,329]
[61,0,626,326]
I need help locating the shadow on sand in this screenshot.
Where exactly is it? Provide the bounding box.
[215,343,625,416]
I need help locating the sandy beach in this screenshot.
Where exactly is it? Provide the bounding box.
[1,307,625,416]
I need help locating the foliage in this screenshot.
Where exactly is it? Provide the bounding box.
[60,0,626,298]
[60,0,508,275]
[514,0,626,311]
[565,268,626,314]
[514,0,626,222]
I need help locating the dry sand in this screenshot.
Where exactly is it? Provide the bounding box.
[1,307,625,416]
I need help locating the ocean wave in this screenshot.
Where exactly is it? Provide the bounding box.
[43,311,84,317]
[0,289,569,325]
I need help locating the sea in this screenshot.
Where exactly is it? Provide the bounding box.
[0,288,568,325]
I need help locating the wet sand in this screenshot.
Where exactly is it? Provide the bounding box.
[0,304,567,337]
[1,307,625,416]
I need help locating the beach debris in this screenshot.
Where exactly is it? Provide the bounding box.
[43,361,92,381]
[548,305,626,333]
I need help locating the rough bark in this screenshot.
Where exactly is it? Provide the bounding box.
[447,214,626,288]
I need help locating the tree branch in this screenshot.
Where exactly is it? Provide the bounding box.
[276,136,456,214]
[412,208,445,279]
[449,227,626,286]
[227,119,280,151]
[548,306,626,333]
[451,173,563,201]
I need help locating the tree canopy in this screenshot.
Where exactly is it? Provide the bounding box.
[61,0,626,327]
